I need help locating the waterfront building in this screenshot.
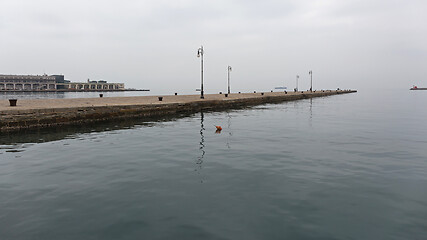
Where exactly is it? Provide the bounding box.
[0,74,57,90]
[61,80,125,91]
[0,74,125,91]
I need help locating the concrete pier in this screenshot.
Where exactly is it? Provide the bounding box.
[0,90,356,132]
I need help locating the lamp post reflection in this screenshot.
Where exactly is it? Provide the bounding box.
[195,112,205,183]
[226,112,233,149]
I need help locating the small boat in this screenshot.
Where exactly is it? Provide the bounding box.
[410,86,427,90]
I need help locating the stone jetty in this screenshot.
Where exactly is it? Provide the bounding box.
[0,90,356,132]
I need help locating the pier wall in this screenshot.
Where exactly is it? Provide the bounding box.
[0,90,356,132]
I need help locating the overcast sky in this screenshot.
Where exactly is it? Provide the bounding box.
[1,0,426,93]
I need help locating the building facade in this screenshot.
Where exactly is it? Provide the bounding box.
[0,75,57,90]
[0,74,125,91]
[61,81,125,90]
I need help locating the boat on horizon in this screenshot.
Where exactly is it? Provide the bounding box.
[410,86,427,90]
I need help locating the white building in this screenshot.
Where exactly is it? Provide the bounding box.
[0,74,57,90]
[64,81,125,90]
[0,74,125,91]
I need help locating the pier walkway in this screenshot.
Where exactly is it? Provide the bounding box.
[0,90,356,132]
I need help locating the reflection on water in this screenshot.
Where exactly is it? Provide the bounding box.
[0,91,67,99]
[0,91,151,100]
[195,112,206,183]
[0,101,261,152]
[1,90,427,239]
[0,113,193,149]
[226,112,233,149]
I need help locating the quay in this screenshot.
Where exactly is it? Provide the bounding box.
[0,90,356,132]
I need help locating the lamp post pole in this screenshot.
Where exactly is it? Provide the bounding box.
[296,75,299,91]
[197,46,204,99]
[227,66,232,94]
[309,70,313,92]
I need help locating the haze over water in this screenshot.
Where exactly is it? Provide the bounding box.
[1,89,426,239]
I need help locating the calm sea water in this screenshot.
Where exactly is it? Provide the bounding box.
[1,89,426,240]
[0,91,151,99]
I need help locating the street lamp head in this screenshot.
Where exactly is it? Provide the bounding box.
[228,66,232,71]
[197,46,204,58]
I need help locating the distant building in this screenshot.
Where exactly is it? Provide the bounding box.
[62,81,125,90]
[0,74,57,90]
[0,74,125,91]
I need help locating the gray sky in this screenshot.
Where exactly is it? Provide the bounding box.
[1,0,426,93]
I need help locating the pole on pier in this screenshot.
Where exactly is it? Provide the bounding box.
[309,70,313,92]
[197,46,204,99]
[227,66,232,94]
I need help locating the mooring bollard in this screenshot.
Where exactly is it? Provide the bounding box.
[175,93,178,95]
[238,92,241,94]
[99,94,103,98]
[158,97,163,101]
[271,90,273,92]
[285,91,287,94]
[225,94,228,97]
[254,91,256,93]
[219,92,222,94]
[261,92,264,95]
[9,99,17,107]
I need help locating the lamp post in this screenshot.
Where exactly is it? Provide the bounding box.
[197,46,204,99]
[227,66,232,94]
[296,75,299,91]
[309,70,313,92]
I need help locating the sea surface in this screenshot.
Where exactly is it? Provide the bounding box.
[0,91,151,99]
[0,89,426,240]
